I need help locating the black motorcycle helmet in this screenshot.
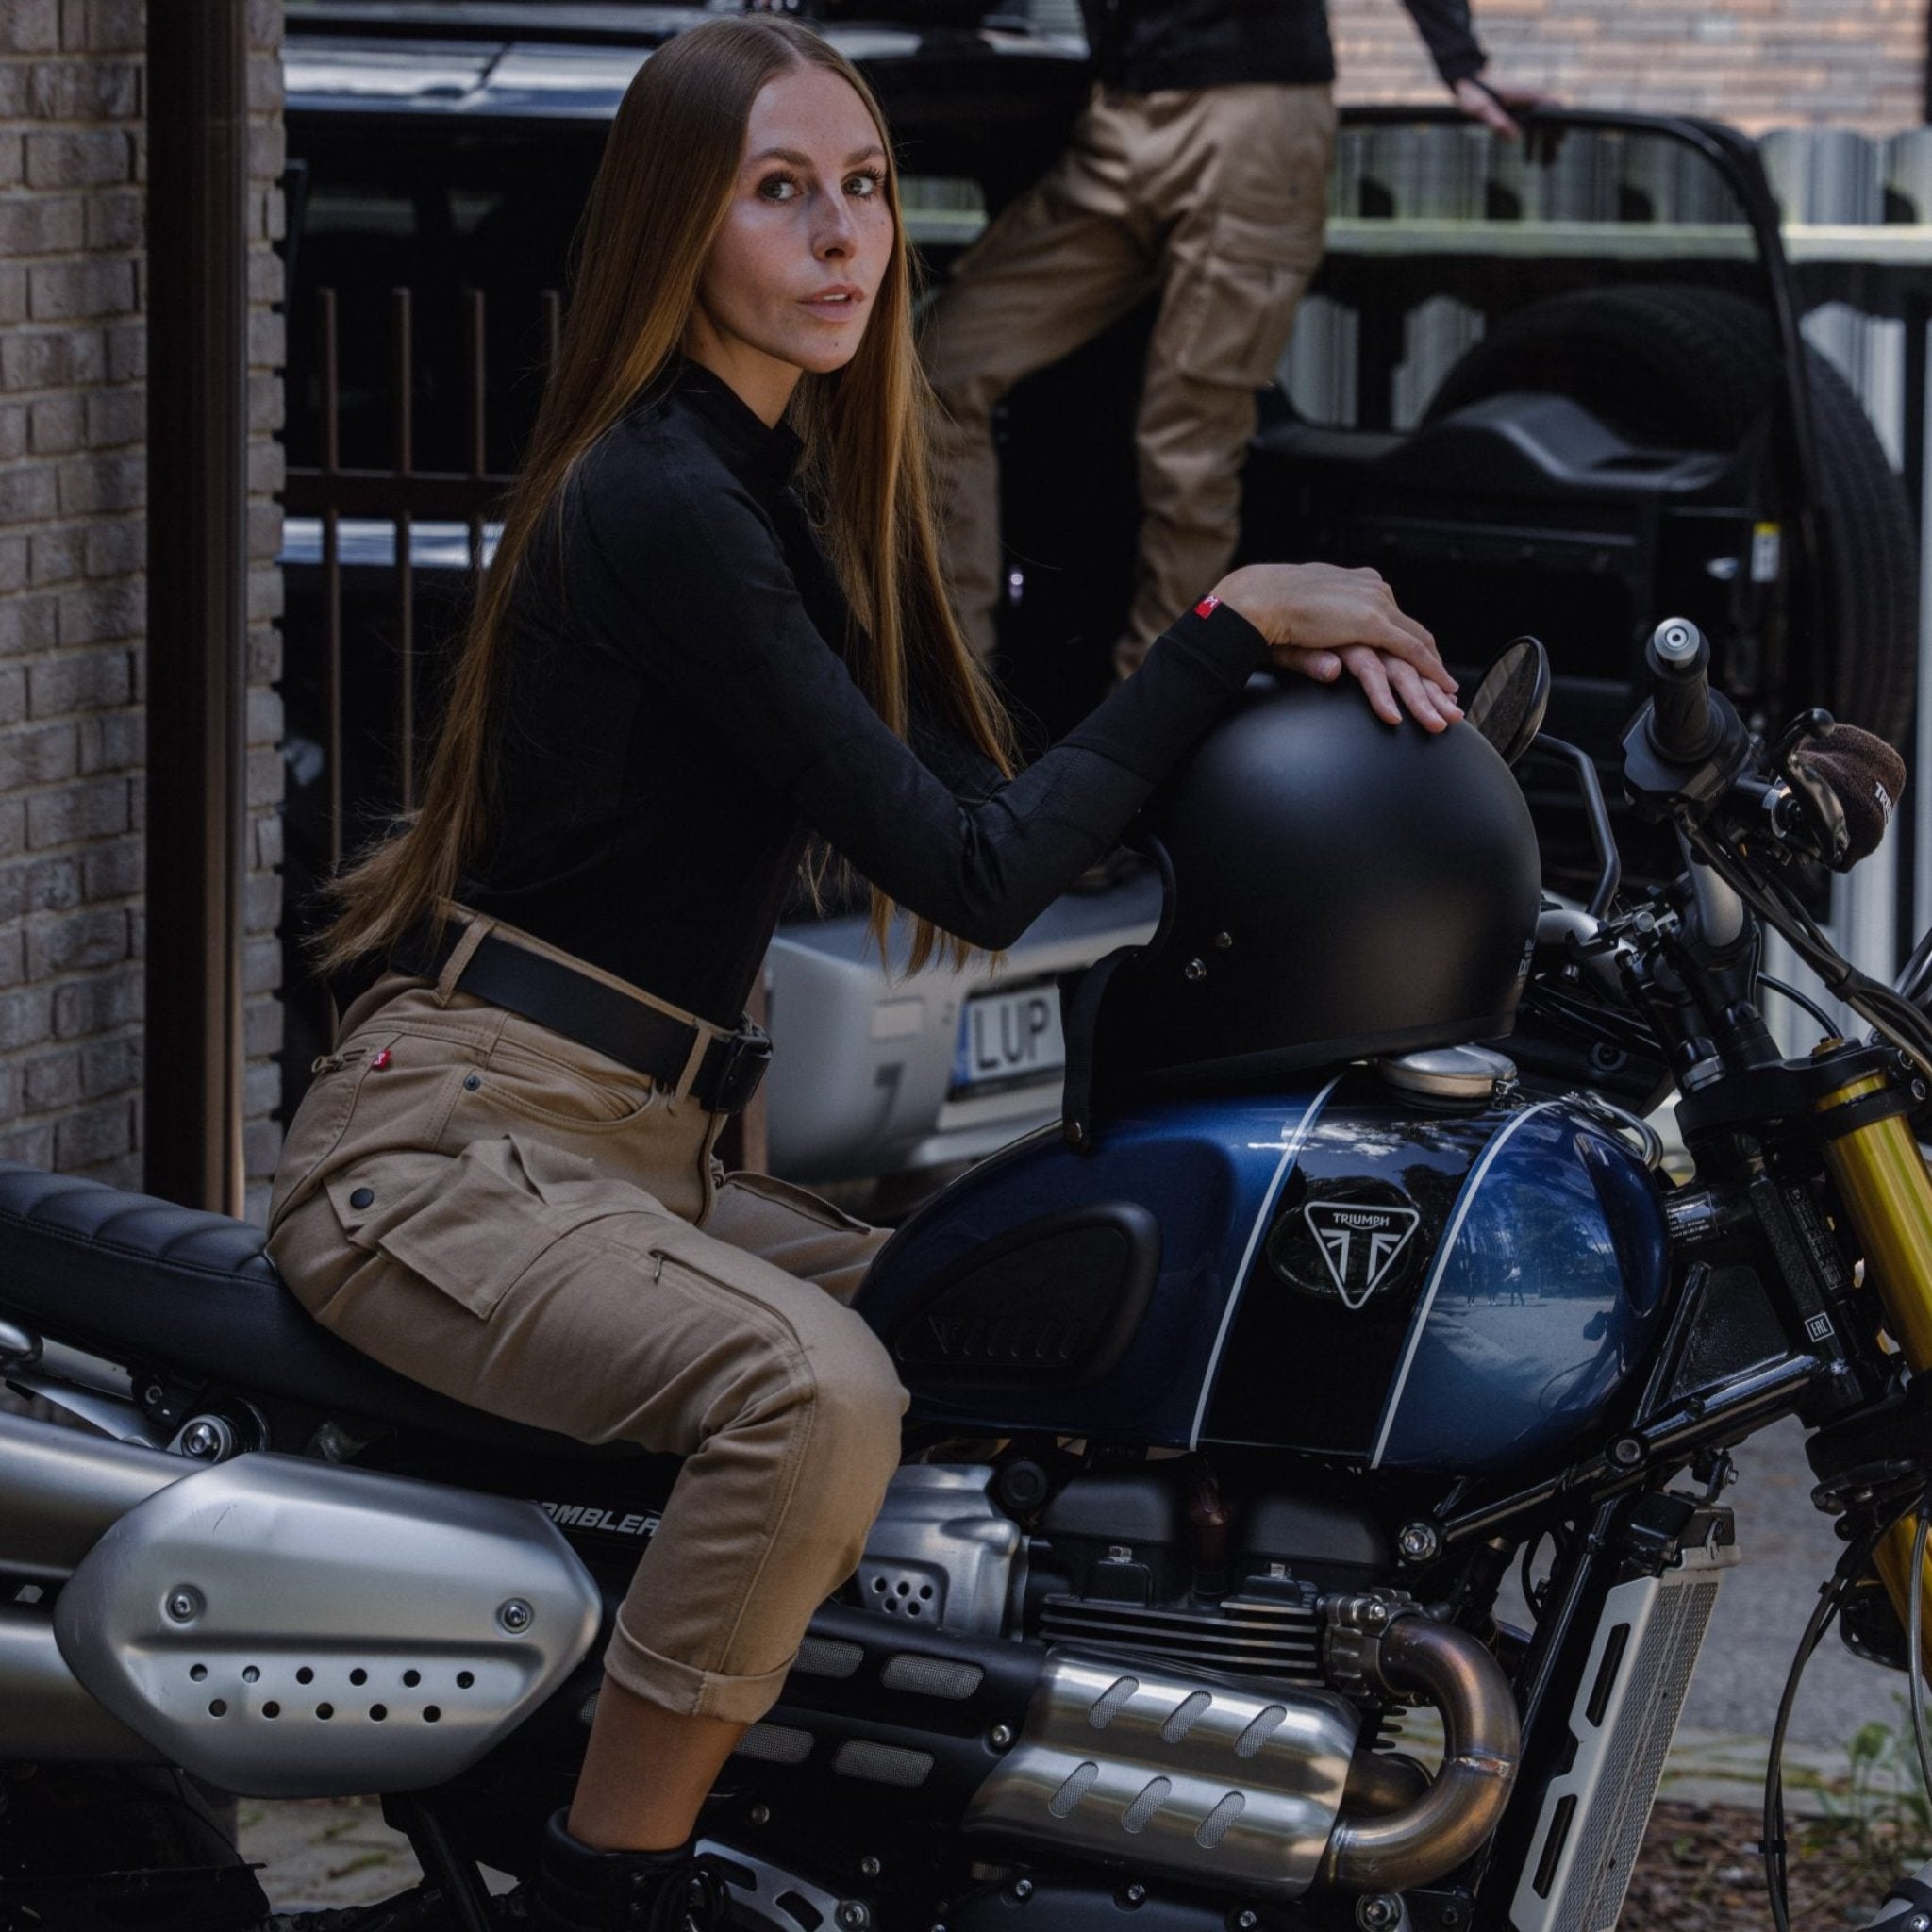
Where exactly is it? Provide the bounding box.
[1093,675,1541,1091]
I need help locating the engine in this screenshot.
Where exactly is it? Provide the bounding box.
[730,1462,1519,1907]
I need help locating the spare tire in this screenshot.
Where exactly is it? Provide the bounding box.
[1424,284,1917,747]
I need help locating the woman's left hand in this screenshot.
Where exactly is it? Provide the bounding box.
[1273,642,1463,733]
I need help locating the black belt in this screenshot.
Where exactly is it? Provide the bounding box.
[392,924,771,1115]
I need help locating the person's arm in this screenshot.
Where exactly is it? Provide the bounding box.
[579,464,1268,952]
[1399,0,1486,86]
[1399,0,1555,136]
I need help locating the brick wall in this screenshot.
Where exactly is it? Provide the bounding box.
[1333,0,1924,135]
[0,0,285,1216]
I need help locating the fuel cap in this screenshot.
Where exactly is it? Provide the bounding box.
[1374,1042,1518,1102]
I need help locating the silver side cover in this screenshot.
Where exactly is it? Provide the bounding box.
[54,1452,602,1797]
[856,1464,1020,1636]
[966,1653,1359,1898]
[1509,1516,1737,1932]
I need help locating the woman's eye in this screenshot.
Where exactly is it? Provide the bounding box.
[846,170,884,198]
[758,174,799,202]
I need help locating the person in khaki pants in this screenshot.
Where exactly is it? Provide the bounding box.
[924,0,1545,678]
[269,18,1459,1932]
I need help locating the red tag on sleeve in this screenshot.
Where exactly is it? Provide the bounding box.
[1193,594,1220,618]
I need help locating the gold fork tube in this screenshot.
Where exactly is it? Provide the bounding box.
[1817,1078,1932,1670]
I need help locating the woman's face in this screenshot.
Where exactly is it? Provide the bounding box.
[687,65,896,422]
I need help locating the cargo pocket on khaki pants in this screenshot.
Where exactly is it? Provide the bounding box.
[1164,207,1320,390]
[323,1136,581,1320]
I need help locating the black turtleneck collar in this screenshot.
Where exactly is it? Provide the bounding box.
[663,357,804,497]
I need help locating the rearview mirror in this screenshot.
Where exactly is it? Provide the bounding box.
[1466,636,1551,766]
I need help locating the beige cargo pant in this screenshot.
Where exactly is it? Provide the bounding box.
[267,924,906,1726]
[924,81,1336,677]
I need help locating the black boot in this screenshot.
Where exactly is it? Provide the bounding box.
[527,1811,725,1932]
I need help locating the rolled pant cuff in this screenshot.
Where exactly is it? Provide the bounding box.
[604,1624,796,1725]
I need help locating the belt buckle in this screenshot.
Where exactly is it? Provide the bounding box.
[713,1025,772,1114]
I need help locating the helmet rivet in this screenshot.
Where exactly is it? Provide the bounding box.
[498,1599,533,1633]
[1012,1881,1034,1902]
[1356,1897,1401,1932]
[991,1724,1015,1748]
[1183,958,1207,983]
[1213,931,1234,950]
[859,1857,882,1878]
[837,1905,870,1931]
[165,1587,201,1623]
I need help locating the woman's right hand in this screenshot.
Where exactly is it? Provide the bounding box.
[1209,562,1462,733]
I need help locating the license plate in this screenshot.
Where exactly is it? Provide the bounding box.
[952,981,1065,1094]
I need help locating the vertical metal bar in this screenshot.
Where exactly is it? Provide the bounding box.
[466,288,487,576]
[320,288,343,872]
[393,287,416,812]
[144,3,249,1214]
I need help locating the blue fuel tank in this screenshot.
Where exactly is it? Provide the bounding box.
[855,1070,1670,1475]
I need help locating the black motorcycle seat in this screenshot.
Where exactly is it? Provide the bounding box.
[0,1161,621,1457]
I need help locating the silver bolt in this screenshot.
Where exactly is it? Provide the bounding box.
[748,1804,771,1826]
[991,1724,1015,1749]
[1237,1915,1259,1930]
[1213,932,1234,950]
[1124,1885,1147,1906]
[498,1599,533,1633]
[1906,1917,1929,1932]
[142,1383,164,1408]
[837,1905,870,1931]
[182,1421,222,1459]
[1356,1897,1401,1932]
[165,1587,201,1623]
[1363,1600,1391,1629]
[1012,1881,1034,1902]
[859,1857,881,1878]
[1610,1437,1645,1470]
[1183,958,1207,983]
[1397,1524,1440,1564]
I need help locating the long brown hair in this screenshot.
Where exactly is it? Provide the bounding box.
[318,17,1014,980]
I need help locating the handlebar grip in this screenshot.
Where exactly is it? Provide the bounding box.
[1645,617,1717,762]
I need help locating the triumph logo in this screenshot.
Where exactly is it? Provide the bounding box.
[1300,1201,1422,1310]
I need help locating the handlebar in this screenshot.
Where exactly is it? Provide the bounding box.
[1645,618,1719,762]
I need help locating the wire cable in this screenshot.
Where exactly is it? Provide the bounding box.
[1762,1502,1913,1932]
[1911,1508,1932,1818]
[1688,825,1932,1079]
[1758,973,1840,1037]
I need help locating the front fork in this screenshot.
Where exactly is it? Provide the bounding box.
[1816,1068,1932,1658]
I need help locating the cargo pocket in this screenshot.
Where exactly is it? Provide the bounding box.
[1166,208,1319,389]
[323,1138,566,1321]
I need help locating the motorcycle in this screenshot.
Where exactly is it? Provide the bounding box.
[5,621,1932,1932]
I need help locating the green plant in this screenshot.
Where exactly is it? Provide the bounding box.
[1804,1702,1932,1899]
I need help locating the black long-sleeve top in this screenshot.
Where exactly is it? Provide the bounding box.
[462,362,1268,1030]
[1082,0,1487,96]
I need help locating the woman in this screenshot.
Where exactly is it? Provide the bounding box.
[267,19,1459,1931]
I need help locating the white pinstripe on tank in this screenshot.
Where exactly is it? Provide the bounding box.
[1186,1074,1343,1450]
[1367,1099,1560,1471]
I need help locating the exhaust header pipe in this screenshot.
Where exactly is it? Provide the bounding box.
[1320,1598,1522,1892]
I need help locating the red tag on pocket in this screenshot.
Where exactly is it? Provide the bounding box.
[1194,594,1221,618]
[370,1049,391,1070]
